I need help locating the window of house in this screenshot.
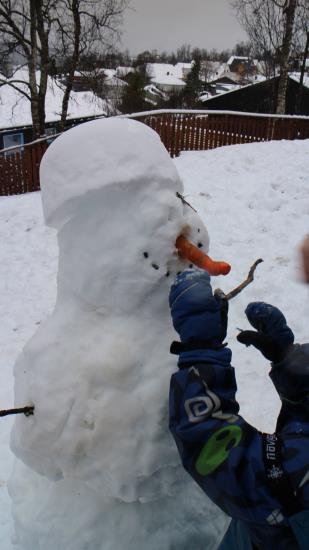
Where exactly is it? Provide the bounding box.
[3,132,24,156]
[45,127,57,144]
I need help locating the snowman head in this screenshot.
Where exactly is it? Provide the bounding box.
[40,118,210,313]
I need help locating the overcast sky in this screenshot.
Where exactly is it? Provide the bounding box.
[121,0,248,55]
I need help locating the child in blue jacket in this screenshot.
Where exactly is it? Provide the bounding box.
[169,269,309,549]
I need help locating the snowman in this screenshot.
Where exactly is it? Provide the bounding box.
[10,118,229,549]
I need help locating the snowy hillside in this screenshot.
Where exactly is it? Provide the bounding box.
[0,137,309,548]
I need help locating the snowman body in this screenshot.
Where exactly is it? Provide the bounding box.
[10,118,227,549]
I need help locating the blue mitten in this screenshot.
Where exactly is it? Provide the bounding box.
[169,269,229,365]
[270,344,309,402]
[237,302,294,363]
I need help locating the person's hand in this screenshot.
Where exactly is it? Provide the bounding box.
[300,235,309,283]
[169,269,228,349]
[237,302,294,363]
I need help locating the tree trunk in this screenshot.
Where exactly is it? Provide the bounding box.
[29,0,41,139]
[295,31,309,113]
[59,0,81,131]
[36,0,50,136]
[276,0,298,114]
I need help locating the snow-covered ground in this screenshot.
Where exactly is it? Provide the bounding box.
[0,137,308,548]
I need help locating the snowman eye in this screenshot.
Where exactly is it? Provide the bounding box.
[152,263,159,270]
[143,252,149,258]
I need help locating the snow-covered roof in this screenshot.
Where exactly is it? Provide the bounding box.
[208,73,239,84]
[73,69,107,78]
[217,83,242,92]
[253,74,267,83]
[103,75,127,87]
[144,84,167,99]
[227,56,258,66]
[146,63,186,86]
[198,92,211,101]
[0,70,108,130]
[198,83,241,102]
[116,66,135,77]
[175,62,193,71]
[103,69,116,78]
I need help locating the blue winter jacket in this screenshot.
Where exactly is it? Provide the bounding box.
[169,349,309,549]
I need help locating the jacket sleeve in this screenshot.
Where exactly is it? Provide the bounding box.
[169,348,283,527]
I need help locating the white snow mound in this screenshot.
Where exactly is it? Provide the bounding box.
[10,118,226,549]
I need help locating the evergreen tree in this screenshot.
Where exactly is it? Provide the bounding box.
[120,69,149,114]
[182,56,203,107]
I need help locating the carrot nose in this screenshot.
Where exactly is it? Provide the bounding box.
[176,235,231,276]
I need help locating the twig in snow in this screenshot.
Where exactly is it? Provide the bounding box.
[176,192,197,212]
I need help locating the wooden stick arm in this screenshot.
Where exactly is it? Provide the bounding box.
[0,406,34,418]
[214,259,263,301]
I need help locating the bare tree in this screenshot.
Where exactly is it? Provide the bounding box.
[275,0,297,113]
[201,59,218,85]
[0,0,130,138]
[53,0,129,130]
[230,0,299,113]
[231,0,284,79]
[0,0,56,137]
[294,0,309,112]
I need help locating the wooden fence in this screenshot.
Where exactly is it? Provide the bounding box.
[0,140,48,196]
[1,111,309,196]
[132,111,309,158]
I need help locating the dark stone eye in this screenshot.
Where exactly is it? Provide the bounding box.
[152,263,159,270]
[197,228,200,233]
[197,242,203,248]
[143,252,149,258]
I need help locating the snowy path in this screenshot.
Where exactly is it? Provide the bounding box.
[0,138,308,548]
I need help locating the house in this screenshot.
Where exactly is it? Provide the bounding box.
[200,60,226,83]
[212,82,241,95]
[115,66,135,78]
[0,70,109,150]
[146,63,186,94]
[205,75,240,95]
[70,69,127,103]
[144,84,168,105]
[202,56,261,87]
[99,74,128,102]
[200,58,264,93]
[70,70,97,92]
[198,75,309,116]
[175,62,193,79]
[226,56,259,81]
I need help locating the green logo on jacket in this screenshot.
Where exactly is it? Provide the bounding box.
[195,425,242,476]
